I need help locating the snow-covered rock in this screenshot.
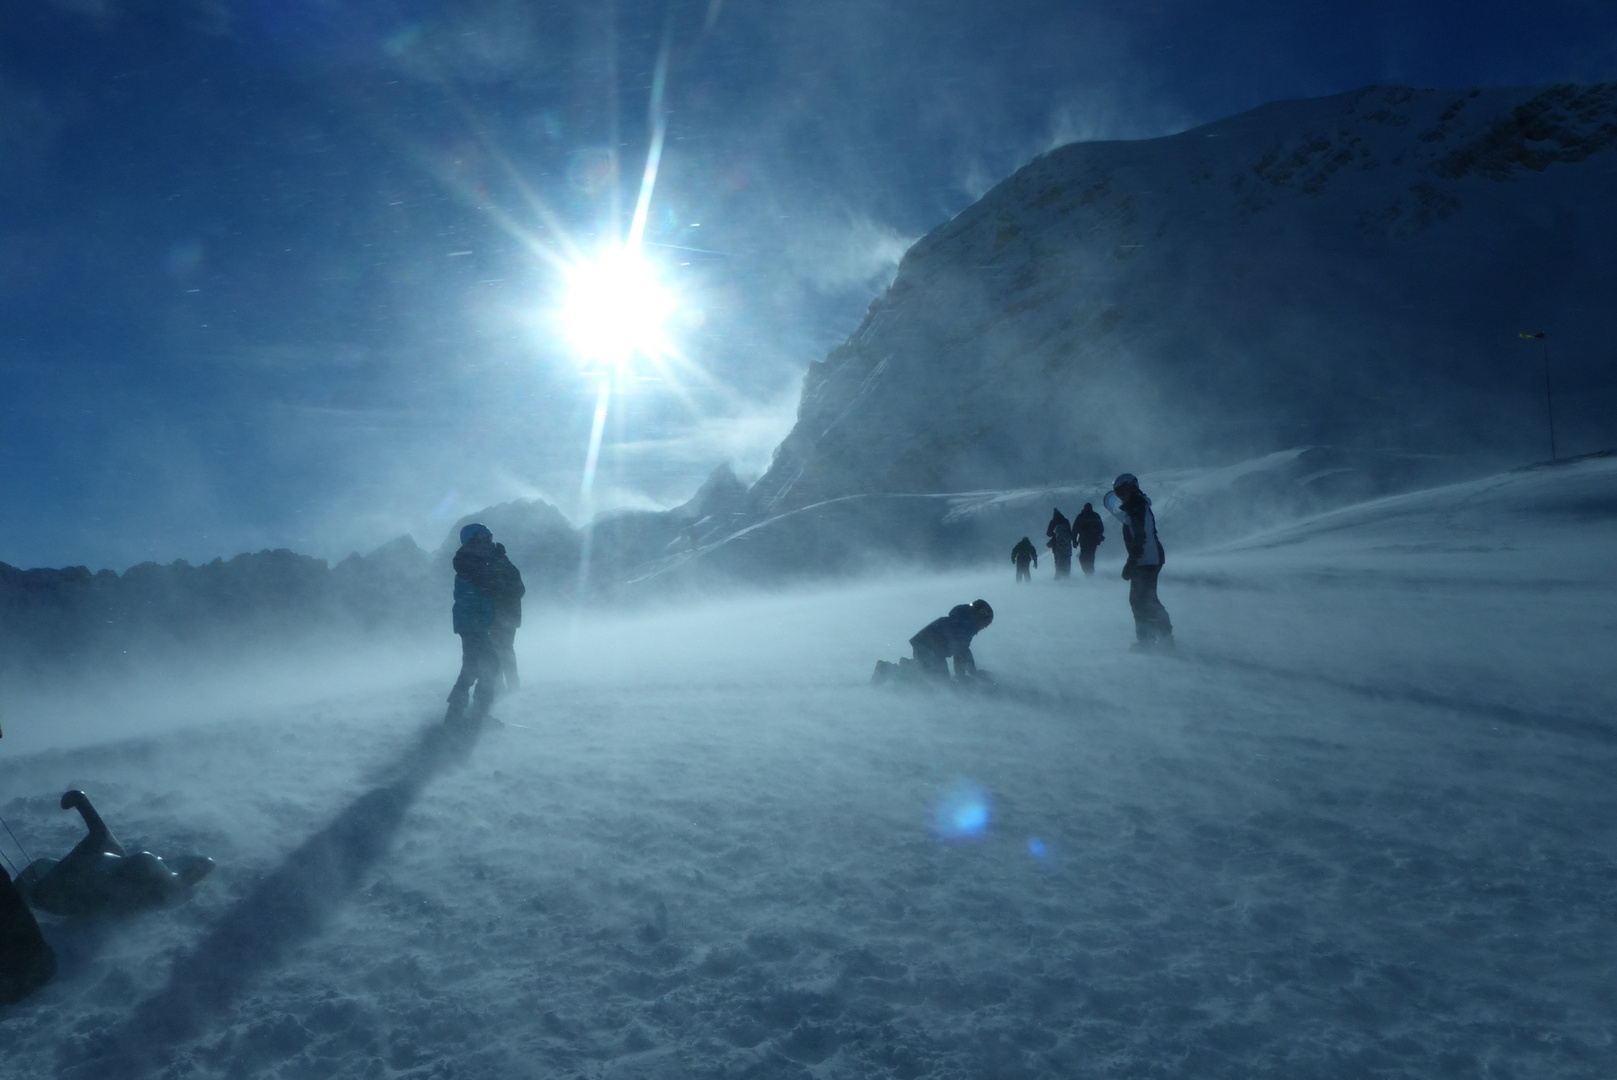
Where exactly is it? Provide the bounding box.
[753,84,1617,516]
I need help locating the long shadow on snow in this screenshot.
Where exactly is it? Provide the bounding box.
[1179,650,1617,746]
[64,719,485,1077]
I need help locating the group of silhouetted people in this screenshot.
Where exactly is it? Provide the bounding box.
[1014,503,1107,581]
[1009,473,1173,650]
[878,473,1174,689]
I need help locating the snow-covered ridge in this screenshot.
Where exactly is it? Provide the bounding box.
[752,83,1617,517]
[625,445,1506,591]
[1213,447,1617,578]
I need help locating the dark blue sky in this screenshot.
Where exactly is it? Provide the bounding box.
[4,0,1615,570]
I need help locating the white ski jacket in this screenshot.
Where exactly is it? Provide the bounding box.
[1103,491,1164,568]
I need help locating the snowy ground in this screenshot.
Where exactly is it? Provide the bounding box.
[2,458,1615,1079]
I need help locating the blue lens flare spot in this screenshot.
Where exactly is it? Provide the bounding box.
[1028,838,1048,859]
[931,781,992,840]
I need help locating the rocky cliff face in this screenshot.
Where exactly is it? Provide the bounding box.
[751,84,1617,515]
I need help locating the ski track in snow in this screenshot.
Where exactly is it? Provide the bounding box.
[3,466,1616,1079]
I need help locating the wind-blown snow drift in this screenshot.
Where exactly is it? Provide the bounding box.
[1,455,1613,1078]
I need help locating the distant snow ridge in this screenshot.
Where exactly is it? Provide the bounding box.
[753,83,1617,516]
[13,87,1617,647]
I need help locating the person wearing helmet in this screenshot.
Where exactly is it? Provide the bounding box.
[894,599,994,682]
[445,522,522,725]
[1103,474,1173,649]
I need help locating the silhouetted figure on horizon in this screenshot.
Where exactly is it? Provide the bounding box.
[1011,537,1038,582]
[1074,503,1105,575]
[1104,474,1173,650]
[1046,508,1075,578]
[446,523,523,725]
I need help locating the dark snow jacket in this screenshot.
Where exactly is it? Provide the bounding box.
[911,604,985,668]
[1011,537,1038,567]
[490,549,525,629]
[1074,506,1105,548]
[452,538,522,634]
[1103,490,1164,573]
[1045,511,1074,555]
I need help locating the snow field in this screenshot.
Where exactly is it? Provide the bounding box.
[2,459,1615,1079]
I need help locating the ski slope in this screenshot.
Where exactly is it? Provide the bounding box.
[2,458,1614,1079]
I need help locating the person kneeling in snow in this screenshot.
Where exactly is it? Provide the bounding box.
[872,600,994,686]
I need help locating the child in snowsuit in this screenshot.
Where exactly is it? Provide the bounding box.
[1074,503,1105,575]
[1103,474,1173,649]
[872,600,994,686]
[1011,537,1038,582]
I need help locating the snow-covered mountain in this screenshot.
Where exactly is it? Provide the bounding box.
[753,83,1617,515]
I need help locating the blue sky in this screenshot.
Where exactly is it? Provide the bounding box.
[4,0,1616,570]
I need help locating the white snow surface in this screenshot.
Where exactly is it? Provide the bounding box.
[2,458,1614,1079]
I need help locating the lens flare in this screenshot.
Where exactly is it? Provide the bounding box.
[930,781,992,840]
[560,248,675,370]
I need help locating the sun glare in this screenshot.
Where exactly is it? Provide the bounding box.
[560,248,676,370]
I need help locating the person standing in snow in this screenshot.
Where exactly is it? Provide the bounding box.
[1045,508,1075,578]
[1103,474,1173,649]
[1074,503,1105,576]
[1011,537,1038,582]
[445,523,522,725]
[489,548,526,692]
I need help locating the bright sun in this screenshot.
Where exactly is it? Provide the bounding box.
[560,248,676,370]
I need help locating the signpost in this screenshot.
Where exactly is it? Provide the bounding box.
[1518,332,1557,462]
